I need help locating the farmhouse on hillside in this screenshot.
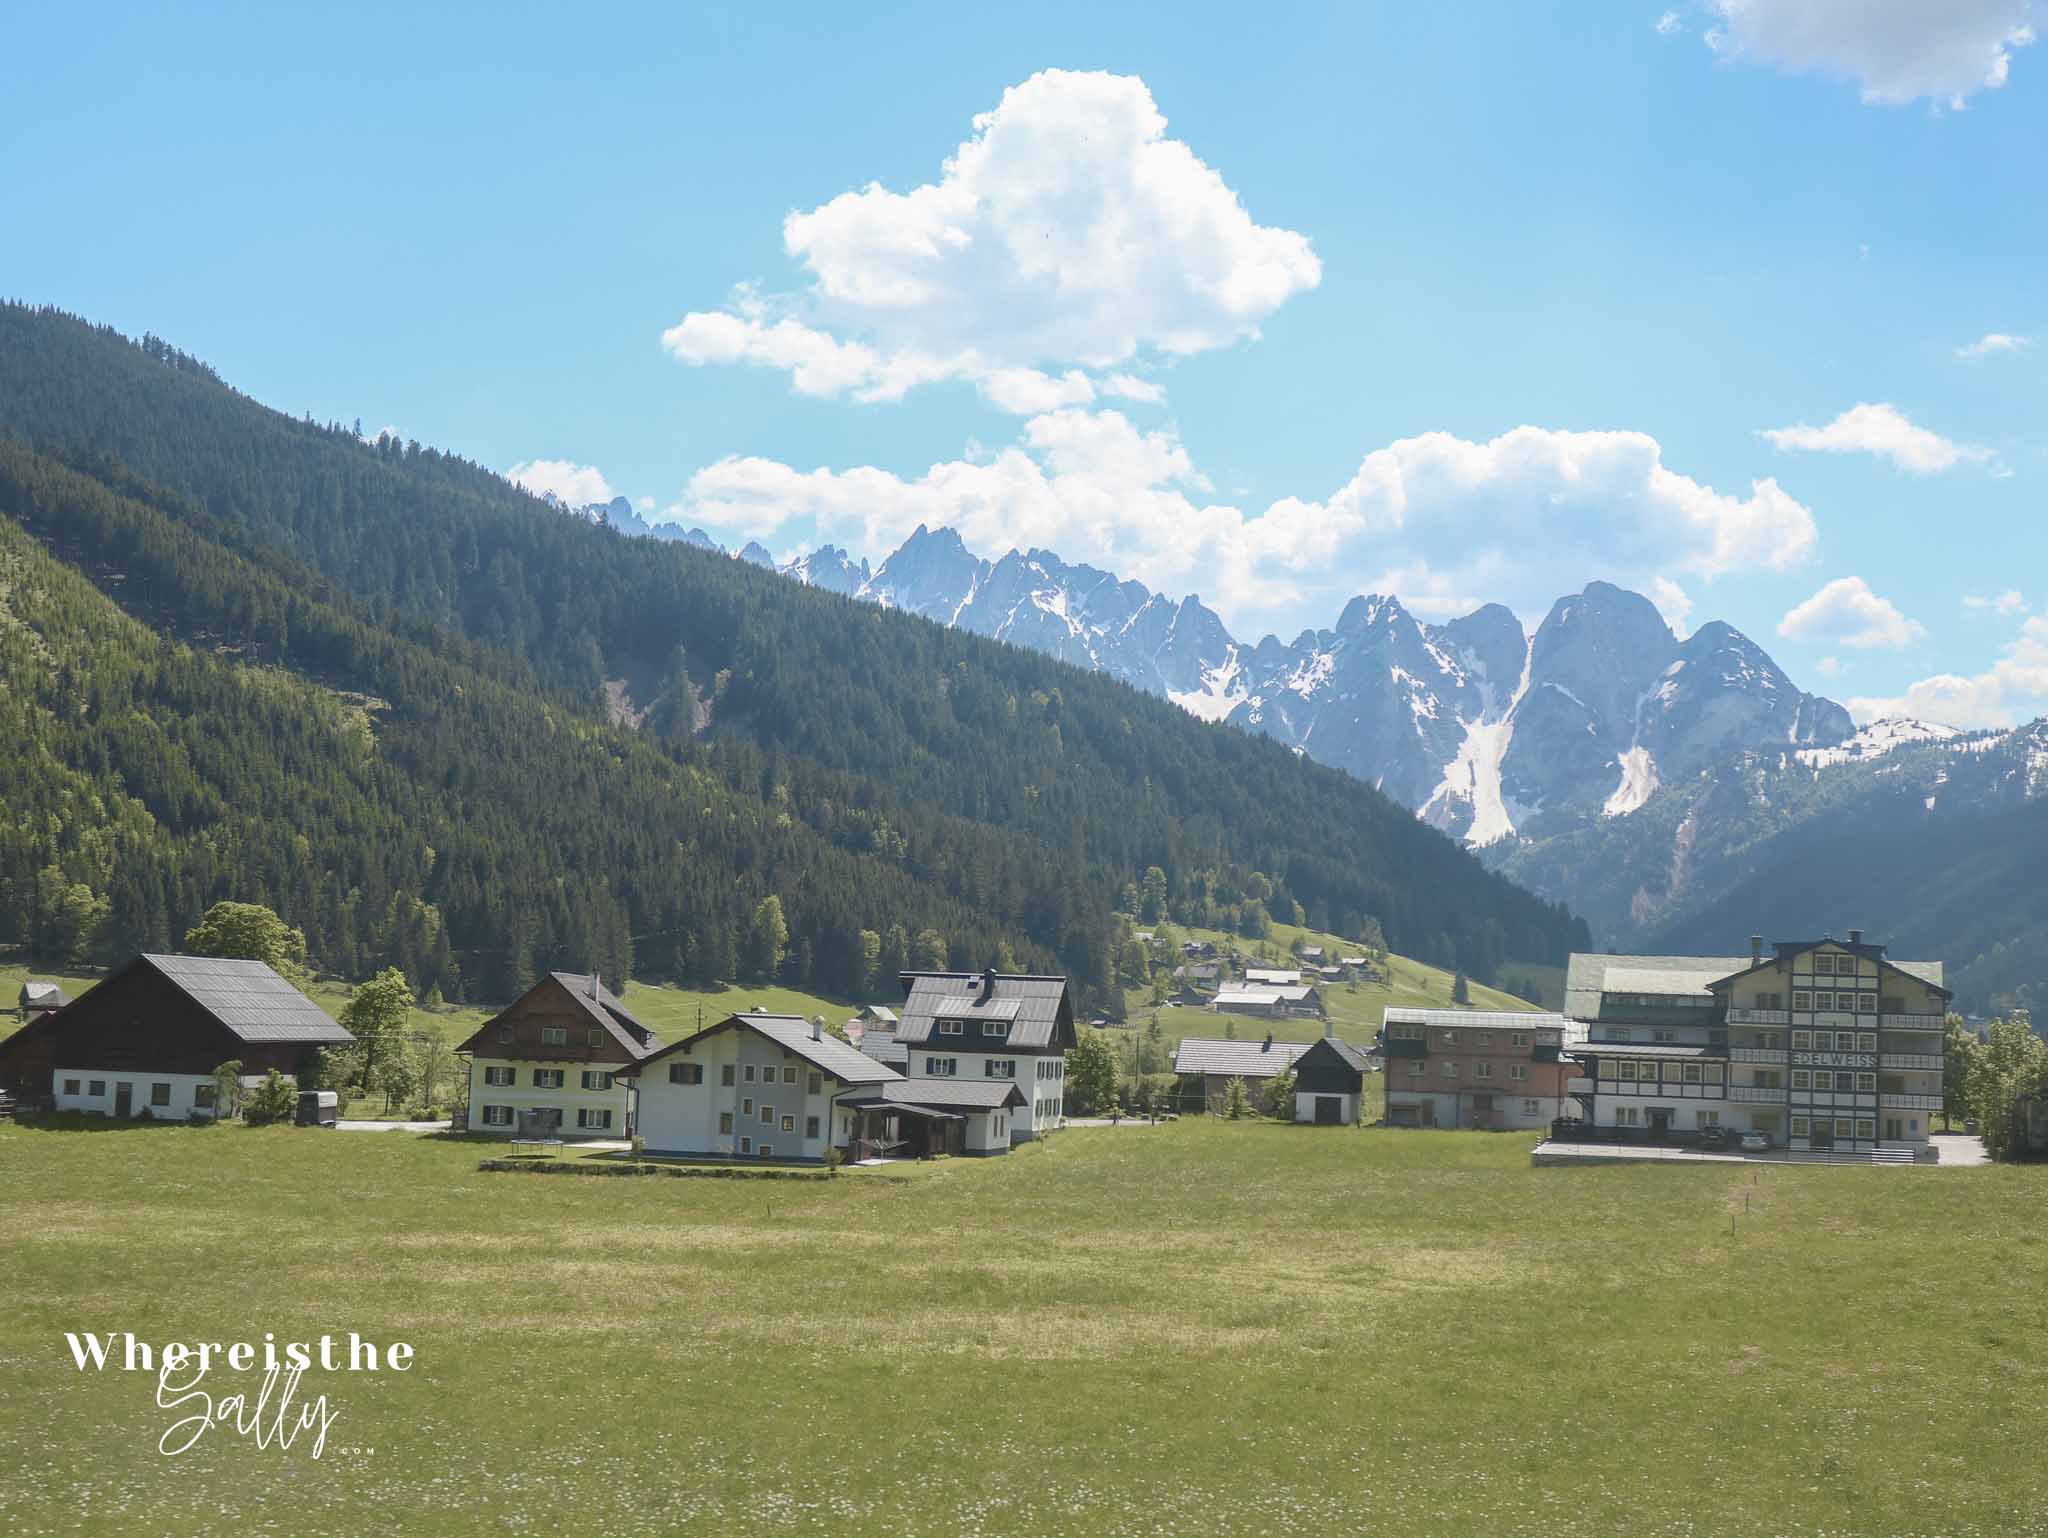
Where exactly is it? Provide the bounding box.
[1243,967,1303,987]
[1173,1034,1313,1110]
[622,1009,1024,1160]
[1566,931,1948,1154]
[1380,1007,1578,1130]
[456,972,663,1139]
[0,953,353,1118]
[894,969,1075,1142]
[18,980,69,1019]
[1209,984,1324,1019]
[1290,1025,1372,1125]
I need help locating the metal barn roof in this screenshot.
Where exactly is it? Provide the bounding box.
[141,955,352,1044]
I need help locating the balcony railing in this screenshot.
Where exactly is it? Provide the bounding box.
[1880,1013,1945,1030]
[1726,1008,1790,1025]
[1879,1053,1944,1072]
[1730,1086,1787,1103]
[1566,1077,1594,1096]
[1880,1092,1943,1111]
[1729,1047,1788,1063]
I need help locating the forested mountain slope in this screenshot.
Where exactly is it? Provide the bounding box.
[0,304,1586,1006]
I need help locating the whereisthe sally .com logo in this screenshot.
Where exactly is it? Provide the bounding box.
[64,1332,415,1458]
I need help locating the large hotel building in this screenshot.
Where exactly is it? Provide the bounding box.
[1565,931,1948,1154]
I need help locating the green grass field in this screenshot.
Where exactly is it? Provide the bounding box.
[2,1116,2040,1536]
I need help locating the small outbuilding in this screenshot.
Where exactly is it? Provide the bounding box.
[1291,1027,1370,1125]
[18,980,69,1018]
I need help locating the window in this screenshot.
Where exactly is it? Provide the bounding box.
[1856,1072,1876,1092]
[740,1136,752,1154]
[582,1071,613,1091]
[1473,1061,1493,1080]
[1790,1116,1809,1136]
[718,1111,733,1134]
[63,1078,81,1096]
[1706,1064,1724,1084]
[807,1072,822,1095]
[1683,1064,1703,1083]
[485,1066,515,1087]
[1757,1031,1781,1048]
[534,1069,564,1089]
[783,1066,798,1085]
[1791,1070,1811,1089]
[1699,1109,1721,1125]
[1440,1030,1458,1046]
[1654,1030,1677,1044]
[588,1028,605,1047]
[1857,1032,1876,1051]
[1856,1119,1876,1139]
[1813,993,1833,1012]
[1509,1033,1530,1048]
[985,1060,1016,1078]
[939,1019,962,1035]
[1407,1060,1424,1078]
[742,1097,753,1115]
[497,1024,513,1044]
[1472,1094,1494,1111]
[1755,1071,1782,1089]
[1814,954,1835,975]
[1791,1029,1812,1049]
[1522,1098,1541,1116]
[541,1026,568,1046]
[194,1084,215,1108]
[1439,1060,1458,1077]
[1508,1064,1528,1082]
[720,1064,736,1087]
[1610,1028,1632,1041]
[1833,1072,1854,1091]
[1617,1062,1637,1081]
[577,1108,612,1130]
[805,1116,820,1139]
[743,1064,757,1083]
[88,1080,105,1097]
[760,1104,774,1124]
[1834,1118,1854,1138]
[1616,1106,1640,1126]
[780,1115,795,1133]
[483,1105,514,1127]
[670,1062,704,1085]
[758,1145,774,1158]
[925,1057,957,1077]
[1793,993,1811,1011]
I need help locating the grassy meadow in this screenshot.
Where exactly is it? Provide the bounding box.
[2,1116,2042,1537]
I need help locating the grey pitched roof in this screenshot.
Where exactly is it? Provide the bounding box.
[20,980,69,1008]
[878,1076,1026,1111]
[1565,954,1750,1018]
[545,972,665,1059]
[632,1012,900,1085]
[141,955,352,1044]
[1382,1007,1571,1032]
[1172,1037,1313,1078]
[1298,1034,1372,1071]
[897,972,1074,1049]
[855,1029,909,1069]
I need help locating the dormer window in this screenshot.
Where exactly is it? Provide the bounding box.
[939,1019,963,1036]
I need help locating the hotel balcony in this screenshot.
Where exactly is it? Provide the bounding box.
[1729,1086,1787,1104]
[1729,1046,1788,1064]
[1879,1053,1944,1072]
[1726,1008,1790,1025]
[1879,1013,1946,1030]
[1566,1077,1594,1096]
[1880,1092,1943,1112]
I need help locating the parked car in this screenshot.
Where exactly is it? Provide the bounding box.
[1740,1129,1771,1151]
[1697,1125,1732,1148]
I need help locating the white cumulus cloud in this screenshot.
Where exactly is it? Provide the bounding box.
[662,69,1319,411]
[1656,10,1685,36]
[1956,331,2033,358]
[675,415,1818,639]
[1702,0,2036,109]
[1847,616,2048,729]
[1778,576,1927,650]
[1759,402,1991,473]
[506,458,617,505]
[1964,589,2027,615]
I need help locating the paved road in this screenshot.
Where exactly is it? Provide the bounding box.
[336,1119,452,1133]
[1930,1133,1989,1166]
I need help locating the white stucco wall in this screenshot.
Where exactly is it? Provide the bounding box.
[1293,1090,1359,1124]
[907,1045,1061,1141]
[466,1056,633,1138]
[635,1031,842,1161]
[53,1068,235,1120]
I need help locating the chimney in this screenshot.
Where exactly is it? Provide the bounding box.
[1749,934,1763,968]
[1262,1032,1273,1052]
[589,968,600,1000]
[811,1014,823,1042]
[1324,1020,1334,1039]
[980,966,998,1001]
[1847,928,1863,948]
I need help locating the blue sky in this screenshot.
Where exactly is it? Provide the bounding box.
[4,2,2043,725]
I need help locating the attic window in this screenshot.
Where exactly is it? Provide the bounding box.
[541,1027,568,1046]
[588,1028,604,1046]
[497,1025,512,1043]
[939,1020,963,1035]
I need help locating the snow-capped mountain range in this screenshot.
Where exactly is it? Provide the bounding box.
[568,504,1873,847]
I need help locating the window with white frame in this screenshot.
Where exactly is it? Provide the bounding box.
[582,1071,613,1091]
[805,1116,820,1139]
[534,1069,564,1089]
[588,1028,604,1046]
[926,1057,957,1076]
[780,1115,795,1133]
[807,1072,822,1095]
[670,1062,704,1085]
[1683,1064,1702,1083]
[758,1144,774,1158]
[577,1108,612,1130]
[1857,1032,1876,1051]
[482,1105,514,1126]
[1858,994,1875,1013]
[742,1097,753,1115]
[1407,1060,1424,1077]
[985,1060,1016,1078]
[720,1064,736,1087]
[1616,1106,1640,1125]
[740,1136,752,1154]
[484,1066,514,1086]
[88,1080,105,1097]
[939,1020,962,1035]
[1509,1033,1530,1047]
[1508,1064,1527,1081]
[1814,954,1835,975]
[1792,1030,1813,1049]
[760,1104,774,1124]
[1790,1116,1809,1136]
[1439,1060,1458,1077]
[1791,1070,1811,1089]
[1473,1061,1493,1080]
[1834,1118,1854,1138]
[541,1027,568,1046]
[1856,1072,1876,1092]
[1856,1118,1875,1139]
[1793,994,1811,1012]
[62,1078,81,1096]
[1521,1098,1541,1116]
[718,1111,733,1134]
[782,1066,798,1085]
[743,1064,757,1083]
[1699,1109,1721,1125]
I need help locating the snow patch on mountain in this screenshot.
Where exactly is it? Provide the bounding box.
[1169,653,1246,723]
[1796,716,1963,768]
[1603,745,1662,817]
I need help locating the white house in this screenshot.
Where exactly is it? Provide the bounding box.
[893,970,1076,1142]
[455,972,663,1138]
[623,1010,1025,1161]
